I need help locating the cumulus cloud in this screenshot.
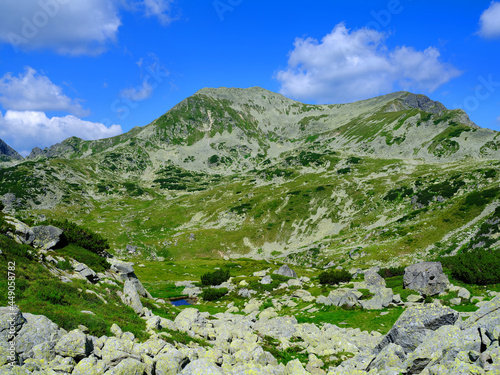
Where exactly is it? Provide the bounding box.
[0,67,87,115]
[275,24,462,103]
[0,110,122,156]
[120,80,153,102]
[479,2,500,39]
[0,0,122,55]
[0,0,177,55]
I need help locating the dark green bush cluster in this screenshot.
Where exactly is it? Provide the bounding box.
[415,179,465,206]
[337,167,351,175]
[201,268,230,286]
[464,188,497,207]
[441,249,500,285]
[318,269,352,285]
[377,266,406,278]
[43,219,110,257]
[384,186,414,202]
[59,244,110,272]
[201,287,228,301]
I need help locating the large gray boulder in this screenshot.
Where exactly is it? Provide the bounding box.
[15,313,63,362]
[374,305,458,354]
[360,288,393,310]
[273,264,297,278]
[122,280,144,315]
[179,358,223,374]
[364,269,386,289]
[403,262,449,296]
[55,329,93,361]
[31,225,64,250]
[74,263,100,284]
[4,218,34,245]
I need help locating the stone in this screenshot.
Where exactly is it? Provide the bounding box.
[15,312,62,361]
[261,275,272,285]
[31,225,64,250]
[155,348,187,375]
[292,289,315,302]
[450,298,461,305]
[360,288,393,310]
[367,343,406,372]
[126,244,137,254]
[183,287,202,297]
[4,218,35,245]
[273,264,298,278]
[72,356,108,374]
[238,288,255,298]
[179,358,223,374]
[108,259,135,279]
[457,288,471,300]
[285,358,309,374]
[406,294,424,303]
[122,280,144,315]
[364,269,386,289]
[73,263,100,283]
[403,262,449,296]
[104,357,146,374]
[374,305,459,354]
[55,329,92,360]
[253,270,267,277]
[254,316,297,339]
[174,308,206,332]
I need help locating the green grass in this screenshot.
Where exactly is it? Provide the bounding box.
[0,234,149,340]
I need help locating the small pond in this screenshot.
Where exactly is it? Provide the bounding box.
[170,298,192,306]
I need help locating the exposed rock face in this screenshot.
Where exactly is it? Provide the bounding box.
[374,305,459,354]
[273,264,297,278]
[0,138,23,160]
[31,225,64,250]
[4,217,35,245]
[403,262,449,296]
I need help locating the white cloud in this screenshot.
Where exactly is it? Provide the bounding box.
[0,110,122,156]
[0,67,87,115]
[275,24,462,103]
[479,2,500,39]
[120,80,153,102]
[0,0,121,55]
[142,0,175,25]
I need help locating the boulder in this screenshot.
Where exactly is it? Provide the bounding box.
[238,288,255,298]
[55,329,92,360]
[254,316,297,339]
[260,275,272,285]
[108,259,135,279]
[15,313,62,361]
[122,280,144,315]
[73,263,100,283]
[179,358,223,374]
[104,357,146,375]
[364,269,386,289]
[174,308,206,332]
[403,262,449,296]
[72,356,108,374]
[4,218,34,245]
[374,305,459,354]
[366,343,406,373]
[273,264,297,278]
[360,288,393,310]
[292,289,315,302]
[31,225,64,250]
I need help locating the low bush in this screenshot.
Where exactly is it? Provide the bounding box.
[201,268,230,286]
[201,287,228,301]
[42,219,110,257]
[378,266,406,278]
[318,269,352,285]
[441,249,500,285]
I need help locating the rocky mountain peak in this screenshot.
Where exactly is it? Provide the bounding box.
[0,138,23,160]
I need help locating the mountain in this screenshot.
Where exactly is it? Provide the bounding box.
[1,88,499,268]
[0,138,23,161]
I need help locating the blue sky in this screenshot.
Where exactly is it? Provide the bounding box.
[0,0,499,156]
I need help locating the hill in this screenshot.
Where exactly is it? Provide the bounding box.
[0,88,499,269]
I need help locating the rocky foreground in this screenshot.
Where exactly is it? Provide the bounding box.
[1,284,500,374]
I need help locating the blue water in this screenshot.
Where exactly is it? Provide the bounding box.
[171,299,191,306]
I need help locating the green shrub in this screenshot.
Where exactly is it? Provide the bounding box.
[0,235,33,259]
[441,249,500,285]
[42,219,110,257]
[57,244,110,273]
[201,268,230,286]
[57,259,72,271]
[318,269,352,285]
[201,287,228,301]
[378,266,406,278]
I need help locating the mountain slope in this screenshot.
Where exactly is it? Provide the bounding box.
[1,88,499,267]
[0,138,23,161]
